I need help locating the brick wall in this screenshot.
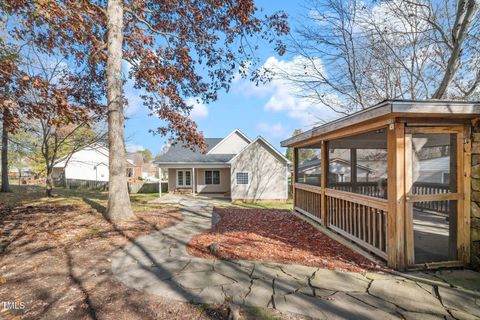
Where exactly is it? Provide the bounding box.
[471,126,480,269]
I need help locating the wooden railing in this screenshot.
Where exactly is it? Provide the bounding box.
[326,188,388,259]
[294,180,453,261]
[294,183,388,259]
[413,182,451,214]
[329,182,387,199]
[294,183,322,222]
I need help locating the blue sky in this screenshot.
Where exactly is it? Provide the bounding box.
[124,0,333,156]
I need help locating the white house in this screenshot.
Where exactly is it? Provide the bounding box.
[53,144,111,182]
[155,129,290,201]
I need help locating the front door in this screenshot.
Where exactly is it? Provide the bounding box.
[405,126,466,267]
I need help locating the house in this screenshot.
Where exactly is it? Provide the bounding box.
[417,156,450,184]
[296,157,376,185]
[52,144,134,182]
[126,153,159,181]
[154,129,290,201]
[126,152,144,179]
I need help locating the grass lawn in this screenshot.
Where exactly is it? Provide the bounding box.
[0,185,231,320]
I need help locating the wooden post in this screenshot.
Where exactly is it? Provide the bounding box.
[321,141,328,226]
[463,125,471,263]
[456,127,471,263]
[293,148,298,208]
[351,148,357,193]
[387,122,406,270]
[404,133,414,266]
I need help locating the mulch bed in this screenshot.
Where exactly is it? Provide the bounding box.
[187,208,385,273]
[0,201,230,320]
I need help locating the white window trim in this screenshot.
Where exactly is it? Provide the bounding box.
[176,170,192,188]
[205,170,221,185]
[235,171,250,185]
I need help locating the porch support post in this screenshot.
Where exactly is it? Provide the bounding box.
[158,167,162,197]
[351,148,357,193]
[321,141,328,226]
[293,148,298,208]
[387,122,406,270]
[192,167,196,196]
[459,126,470,263]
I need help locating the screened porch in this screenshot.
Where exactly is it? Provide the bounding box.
[282,100,478,270]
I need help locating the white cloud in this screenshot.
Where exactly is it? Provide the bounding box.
[256,122,289,139]
[186,97,208,120]
[126,144,145,153]
[233,56,338,128]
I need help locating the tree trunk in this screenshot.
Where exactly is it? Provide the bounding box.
[105,0,133,220]
[46,169,53,197]
[1,115,12,193]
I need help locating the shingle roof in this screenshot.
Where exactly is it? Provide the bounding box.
[155,138,236,163]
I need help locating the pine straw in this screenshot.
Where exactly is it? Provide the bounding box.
[187,208,385,273]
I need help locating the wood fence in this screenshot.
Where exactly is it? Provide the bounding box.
[55,178,168,194]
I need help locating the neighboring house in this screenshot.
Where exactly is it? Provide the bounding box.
[141,162,159,180]
[155,129,290,201]
[126,152,144,179]
[53,144,133,182]
[297,157,377,185]
[417,156,450,184]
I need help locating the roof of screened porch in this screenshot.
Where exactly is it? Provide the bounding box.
[281,99,480,148]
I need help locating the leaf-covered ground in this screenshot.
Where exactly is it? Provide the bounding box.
[0,186,231,320]
[187,208,384,273]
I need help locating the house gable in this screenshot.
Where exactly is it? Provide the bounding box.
[207,129,251,155]
[229,137,289,200]
[54,144,109,168]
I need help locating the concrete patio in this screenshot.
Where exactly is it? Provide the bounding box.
[111,195,480,319]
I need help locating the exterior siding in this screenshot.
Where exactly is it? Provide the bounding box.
[55,148,110,182]
[167,168,230,194]
[195,168,230,194]
[167,168,189,191]
[208,131,249,154]
[230,140,288,200]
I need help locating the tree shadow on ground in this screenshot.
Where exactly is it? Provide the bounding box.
[0,192,229,319]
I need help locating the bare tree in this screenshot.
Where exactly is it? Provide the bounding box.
[279,0,479,116]
[10,49,106,196]
[11,118,106,197]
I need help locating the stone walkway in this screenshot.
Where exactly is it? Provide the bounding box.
[112,196,480,319]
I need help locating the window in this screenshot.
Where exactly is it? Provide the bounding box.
[295,147,321,186]
[177,170,191,187]
[205,170,220,185]
[236,172,249,185]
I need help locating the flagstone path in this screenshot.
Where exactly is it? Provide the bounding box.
[112,195,480,319]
